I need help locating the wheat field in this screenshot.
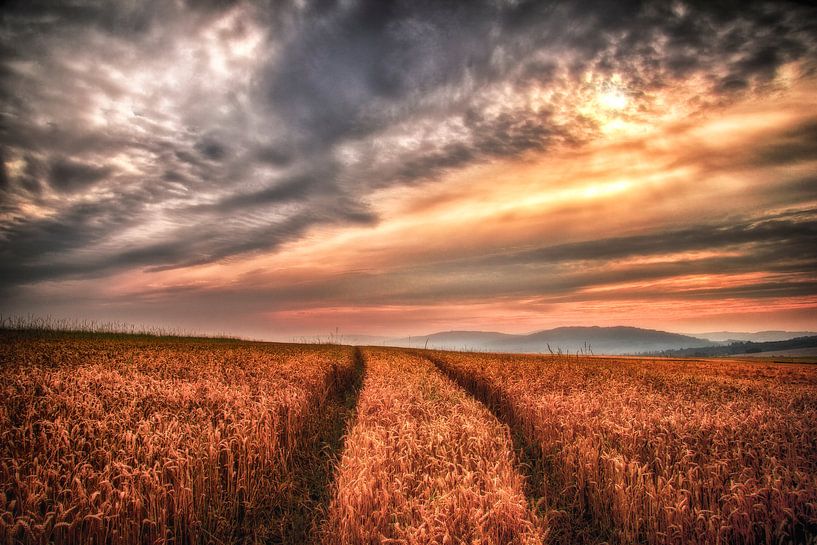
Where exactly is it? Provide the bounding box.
[1,332,816,544]
[429,351,817,545]
[0,333,358,544]
[323,348,544,545]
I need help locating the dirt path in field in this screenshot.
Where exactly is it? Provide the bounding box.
[424,353,613,545]
[278,347,365,545]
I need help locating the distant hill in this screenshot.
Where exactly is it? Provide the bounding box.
[388,326,716,355]
[651,336,817,358]
[695,330,817,343]
[492,326,714,355]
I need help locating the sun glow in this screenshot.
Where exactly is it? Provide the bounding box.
[575,78,645,137]
[598,89,629,110]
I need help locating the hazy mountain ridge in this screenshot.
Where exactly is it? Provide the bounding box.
[385,326,717,355]
[341,327,817,355]
[694,330,817,342]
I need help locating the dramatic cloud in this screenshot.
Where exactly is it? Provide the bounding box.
[1,0,816,336]
[48,157,113,192]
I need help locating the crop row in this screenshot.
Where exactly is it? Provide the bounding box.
[430,351,817,545]
[324,348,545,544]
[0,335,357,544]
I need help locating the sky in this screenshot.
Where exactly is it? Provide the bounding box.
[1,0,817,340]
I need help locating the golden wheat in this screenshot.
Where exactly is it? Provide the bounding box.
[323,348,544,545]
[5,332,815,545]
[431,351,817,545]
[0,334,356,544]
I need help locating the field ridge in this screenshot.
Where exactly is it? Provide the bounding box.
[323,348,546,544]
[422,351,612,545]
[281,347,366,544]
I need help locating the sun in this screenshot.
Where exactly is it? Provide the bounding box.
[598,89,629,110]
[576,84,639,136]
[573,74,642,136]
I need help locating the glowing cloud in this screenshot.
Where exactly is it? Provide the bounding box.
[1,1,817,338]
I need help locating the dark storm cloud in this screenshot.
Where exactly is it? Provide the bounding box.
[253,145,292,167]
[262,1,500,147]
[767,177,817,206]
[219,207,817,309]
[754,121,817,167]
[390,110,564,183]
[0,149,8,192]
[490,209,817,266]
[103,206,817,312]
[194,137,229,162]
[202,172,328,212]
[256,0,817,184]
[438,208,817,299]
[0,192,376,290]
[0,0,237,39]
[1,0,816,292]
[48,157,113,192]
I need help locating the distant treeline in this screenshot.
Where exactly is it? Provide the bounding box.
[649,336,817,357]
[0,314,243,342]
